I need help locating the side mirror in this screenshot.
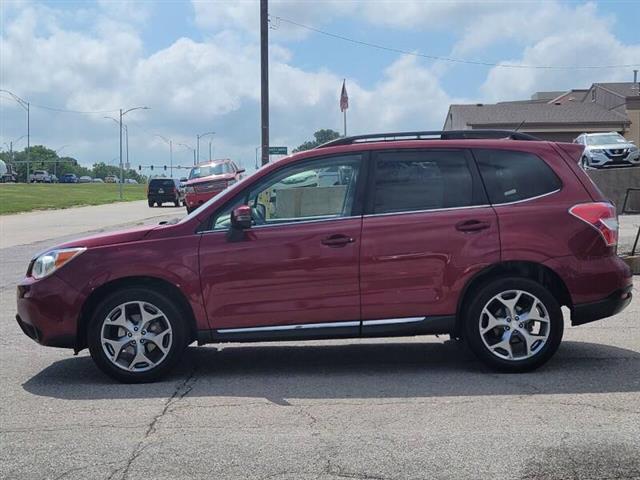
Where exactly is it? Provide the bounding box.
[231,204,252,230]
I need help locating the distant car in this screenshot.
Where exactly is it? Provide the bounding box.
[184,159,244,213]
[78,176,93,183]
[147,178,181,207]
[125,179,138,184]
[92,178,104,183]
[49,174,58,183]
[60,173,79,184]
[574,132,640,169]
[105,175,119,183]
[30,170,51,183]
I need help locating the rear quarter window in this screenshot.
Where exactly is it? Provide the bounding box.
[474,149,561,204]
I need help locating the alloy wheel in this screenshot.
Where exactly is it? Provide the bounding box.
[100,301,173,372]
[478,290,551,361]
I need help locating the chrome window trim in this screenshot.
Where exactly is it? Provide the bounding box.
[363,203,491,219]
[362,317,425,326]
[217,320,360,334]
[490,188,561,206]
[201,214,361,234]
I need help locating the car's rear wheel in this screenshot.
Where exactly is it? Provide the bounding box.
[464,277,563,372]
[87,287,188,383]
[581,156,589,169]
[147,199,153,207]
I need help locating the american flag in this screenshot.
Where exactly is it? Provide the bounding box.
[340,79,349,112]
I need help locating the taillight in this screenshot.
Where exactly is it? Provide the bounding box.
[569,202,618,246]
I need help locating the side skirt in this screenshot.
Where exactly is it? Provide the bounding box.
[196,316,456,345]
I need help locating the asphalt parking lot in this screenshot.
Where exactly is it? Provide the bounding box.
[0,203,639,480]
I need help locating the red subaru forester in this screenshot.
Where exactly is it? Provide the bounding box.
[16,131,633,383]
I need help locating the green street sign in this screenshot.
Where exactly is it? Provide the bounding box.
[268,146,288,155]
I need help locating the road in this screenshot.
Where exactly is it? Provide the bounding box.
[0,205,639,480]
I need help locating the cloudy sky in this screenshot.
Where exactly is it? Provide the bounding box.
[1,0,639,174]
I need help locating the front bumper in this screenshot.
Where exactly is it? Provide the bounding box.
[16,274,85,348]
[185,190,222,208]
[572,285,633,326]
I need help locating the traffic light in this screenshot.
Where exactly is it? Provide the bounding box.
[163,165,167,171]
[150,165,154,171]
[138,165,141,171]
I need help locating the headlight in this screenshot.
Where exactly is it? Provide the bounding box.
[185,186,195,194]
[30,247,86,279]
[630,145,638,152]
[590,149,605,154]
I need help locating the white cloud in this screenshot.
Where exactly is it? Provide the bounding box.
[1,0,639,174]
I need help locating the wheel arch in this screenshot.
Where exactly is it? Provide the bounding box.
[454,260,572,338]
[75,276,197,353]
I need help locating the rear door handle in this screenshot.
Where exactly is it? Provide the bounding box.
[455,220,491,232]
[321,234,355,247]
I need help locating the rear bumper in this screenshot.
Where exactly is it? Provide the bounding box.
[572,285,633,326]
[148,194,178,202]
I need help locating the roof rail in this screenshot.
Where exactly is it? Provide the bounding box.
[316,130,541,149]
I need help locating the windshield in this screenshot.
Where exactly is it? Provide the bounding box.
[189,163,229,179]
[586,134,627,145]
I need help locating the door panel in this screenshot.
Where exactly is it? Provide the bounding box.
[360,208,499,319]
[360,148,499,322]
[199,217,362,329]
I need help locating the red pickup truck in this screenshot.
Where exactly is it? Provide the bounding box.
[184,159,244,213]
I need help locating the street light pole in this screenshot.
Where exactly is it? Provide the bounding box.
[119,109,123,199]
[109,106,149,199]
[196,131,215,164]
[155,135,174,177]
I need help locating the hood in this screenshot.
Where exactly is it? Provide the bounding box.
[53,224,158,250]
[585,143,635,150]
[186,173,235,186]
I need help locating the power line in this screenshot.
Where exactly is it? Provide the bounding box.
[0,93,120,114]
[273,16,640,70]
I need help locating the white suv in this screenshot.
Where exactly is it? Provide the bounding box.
[30,170,52,183]
[574,132,640,169]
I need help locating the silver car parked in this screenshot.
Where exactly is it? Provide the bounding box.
[574,132,639,169]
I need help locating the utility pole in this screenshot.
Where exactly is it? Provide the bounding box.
[0,90,30,182]
[116,106,149,199]
[260,0,269,166]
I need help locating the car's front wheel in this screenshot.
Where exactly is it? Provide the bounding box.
[464,277,563,372]
[87,287,188,383]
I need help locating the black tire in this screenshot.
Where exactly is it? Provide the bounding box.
[155,201,162,207]
[581,156,589,169]
[147,199,154,207]
[87,287,188,383]
[174,199,180,207]
[463,277,563,373]
[186,206,193,214]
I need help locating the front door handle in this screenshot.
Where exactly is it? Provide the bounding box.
[455,220,491,232]
[321,234,355,247]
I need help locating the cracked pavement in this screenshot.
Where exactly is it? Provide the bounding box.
[1,207,639,480]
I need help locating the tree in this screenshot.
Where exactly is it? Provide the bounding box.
[293,129,341,152]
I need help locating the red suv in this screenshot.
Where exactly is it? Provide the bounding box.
[184,159,244,213]
[16,131,633,382]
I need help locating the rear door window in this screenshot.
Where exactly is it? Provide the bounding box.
[474,149,561,204]
[371,150,484,214]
